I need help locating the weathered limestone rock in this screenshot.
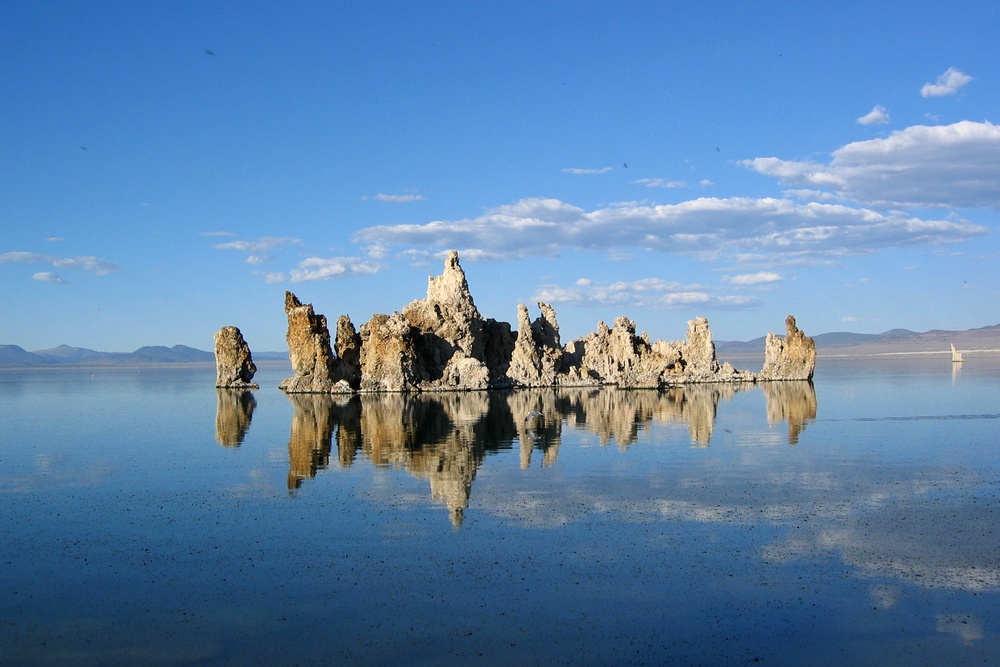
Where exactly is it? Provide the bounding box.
[507,303,565,387]
[277,250,810,392]
[569,317,667,388]
[213,326,258,389]
[760,315,817,381]
[333,315,363,389]
[279,292,353,393]
[358,312,422,392]
[560,315,754,387]
[358,251,494,392]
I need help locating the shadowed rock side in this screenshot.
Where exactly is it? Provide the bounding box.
[760,316,817,381]
[214,326,258,389]
[280,250,816,393]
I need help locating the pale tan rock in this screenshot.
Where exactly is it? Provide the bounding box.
[213,325,258,389]
[358,312,422,392]
[269,251,812,392]
[279,292,354,393]
[507,303,565,387]
[332,315,362,389]
[399,250,489,388]
[760,315,817,381]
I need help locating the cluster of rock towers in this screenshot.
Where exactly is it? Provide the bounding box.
[215,250,816,392]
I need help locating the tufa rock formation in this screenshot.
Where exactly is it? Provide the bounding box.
[760,315,817,381]
[279,292,359,393]
[214,326,259,389]
[280,250,816,393]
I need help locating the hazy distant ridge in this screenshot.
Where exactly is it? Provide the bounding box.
[716,322,1000,356]
[3,323,1000,367]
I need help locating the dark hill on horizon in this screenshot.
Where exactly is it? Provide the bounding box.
[3,323,1000,367]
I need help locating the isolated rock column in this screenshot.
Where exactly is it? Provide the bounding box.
[214,326,259,389]
[760,315,817,381]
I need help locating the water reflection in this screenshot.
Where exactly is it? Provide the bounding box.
[283,383,816,524]
[761,381,817,445]
[214,389,257,447]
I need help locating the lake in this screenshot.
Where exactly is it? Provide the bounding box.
[1,356,998,666]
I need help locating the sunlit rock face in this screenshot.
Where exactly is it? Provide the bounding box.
[359,250,494,392]
[358,312,422,392]
[559,315,755,388]
[282,250,810,392]
[507,303,565,387]
[213,326,259,389]
[760,316,817,381]
[279,292,355,393]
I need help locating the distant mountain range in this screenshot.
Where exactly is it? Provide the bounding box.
[716,323,1000,357]
[0,344,288,367]
[3,323,999,367]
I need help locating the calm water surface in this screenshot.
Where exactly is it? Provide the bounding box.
[1,356,999,665]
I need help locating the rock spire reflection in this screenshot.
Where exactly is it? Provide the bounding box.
[281,384,816,524]
[214,389,256,447]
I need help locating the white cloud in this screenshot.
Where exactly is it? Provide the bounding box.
[213,236,301,254]
[562,167,613,174]
[353,194,983,267]
[288,256,383,282]
[45,236,64,243]
[782,189,839,202]
[726,272,783,286]
[742,120,1000,209]
[200,231,236,237]
[371,193,426,203]
[857,105,890,125]
[634,178,687,189]
[260,271,288,284]
[0,252,119,276]
[32,271,67,284]
[533,277,758,310]
[921,67,973,97]
[214,236,303,266]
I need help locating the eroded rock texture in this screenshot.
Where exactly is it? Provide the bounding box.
[560,315,754,388]
[507,303,565,387]
[760,315,817,381]
[281,250,813,393]
[279,292,356,393]
[214,326,258,389]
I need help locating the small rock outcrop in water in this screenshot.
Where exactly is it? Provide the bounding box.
[760,315,817,381]
[214,326,259,389]
[280,250,816,393]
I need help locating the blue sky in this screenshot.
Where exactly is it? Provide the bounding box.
[3,2,999,352]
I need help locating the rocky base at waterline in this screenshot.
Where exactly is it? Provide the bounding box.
[277,251,815,394]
